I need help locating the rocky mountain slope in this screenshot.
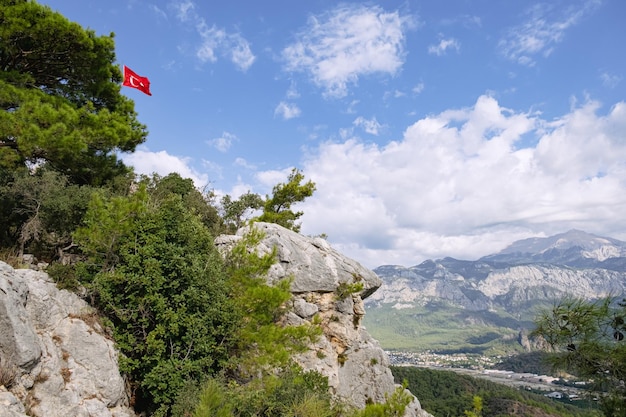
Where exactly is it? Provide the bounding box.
[1,223,432,417]
[363,230,626,353]
[217,222,431,417]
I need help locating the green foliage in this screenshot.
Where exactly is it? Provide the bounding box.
[0,168,94,259]
[74,185,148,269]
[350,383,413,417]
[0,0,146,184]
[142,173,221,233]
[391,366,599,417]
[464,395,483,417]
[335,281,365,300]
[46,263,80,291]
[493,351,554,375]
[362,301,525,355]
[192,366,336,417]
[219,191,263,233]
[533,297,626,416]
[73,179,239,415]
[223,227,321,376]
[256,168,316,232]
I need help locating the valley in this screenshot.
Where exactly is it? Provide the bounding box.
[363,230,626,357]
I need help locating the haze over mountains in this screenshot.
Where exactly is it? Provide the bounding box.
[363,230,626,353]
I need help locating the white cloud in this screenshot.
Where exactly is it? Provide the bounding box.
[499,0,601,66]
[286,81,300,99]
[208,131,237,152]
[229,33,256,71]
[353,116,383,135]
[275,101,302,120]
[234,157,256,170]
[282,4,414,98]
[412,82,425,94]
[172,1,255,71]
[299,95,626,268]
[255,168,295,191]
[600,71,622,88]
[172,0,194,21]
[121,147,209,189]
[346,100,360,114]
[428,37,460,56]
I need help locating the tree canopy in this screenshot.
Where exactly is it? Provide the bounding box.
[0,0,146,185]
[256,168,316,232]
[533,297,626,417]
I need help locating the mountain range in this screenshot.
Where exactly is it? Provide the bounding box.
[362,230,626,355]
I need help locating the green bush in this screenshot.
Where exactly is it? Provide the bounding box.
[223,227,321,377]
[74,183,239,415]
[351,383,413,417]
[193,367,336,417]
[46,263,80,291]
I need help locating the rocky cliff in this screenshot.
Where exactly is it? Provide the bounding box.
[215,222,431,417]
[0,262,135,417]
[1,222,432,417]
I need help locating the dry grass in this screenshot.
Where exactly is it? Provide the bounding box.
[34,370,50,384]
[69,308,104,333]
[0,359,17,388]
[0,248,26,269]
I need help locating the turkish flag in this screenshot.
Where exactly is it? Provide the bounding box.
[122,65,152,96]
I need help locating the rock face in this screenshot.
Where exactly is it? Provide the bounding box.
[0,262,135,417]
[216,222,432,417]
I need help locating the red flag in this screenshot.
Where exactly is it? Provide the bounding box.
[122,65,152,96]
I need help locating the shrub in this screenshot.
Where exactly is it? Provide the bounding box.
[193,366,336,417]
[335,282,364,300]
[74,186,239,415]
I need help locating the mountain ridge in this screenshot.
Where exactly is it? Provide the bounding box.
[362,230,626,354]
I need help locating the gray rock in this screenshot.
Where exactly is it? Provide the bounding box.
[217,223,432,417]
[216,222,382,296]
[0,262,135,417]
[293,298,319,318]
[0,264,41,370]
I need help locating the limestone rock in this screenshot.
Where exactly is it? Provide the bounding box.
[217,223,432,417]
[0,262,135,417]
[215,222,382,296]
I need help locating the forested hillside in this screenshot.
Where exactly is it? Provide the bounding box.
[391,367,600,417]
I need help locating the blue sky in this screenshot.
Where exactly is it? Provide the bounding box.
[39,0,626,267]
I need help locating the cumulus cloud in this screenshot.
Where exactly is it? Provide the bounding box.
[121,147,209,188]
[299,95,626,268]
[255,168,296,192]
[499,0,601,66]
[208,131,237,152]
[282,4,414,98]
[171,0,255,71]
[428,37,460,56]
[353,116,383,135]
[275,101,302,120]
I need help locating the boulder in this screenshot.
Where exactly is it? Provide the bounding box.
[0,262,135,417]
[217,223,431,417]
